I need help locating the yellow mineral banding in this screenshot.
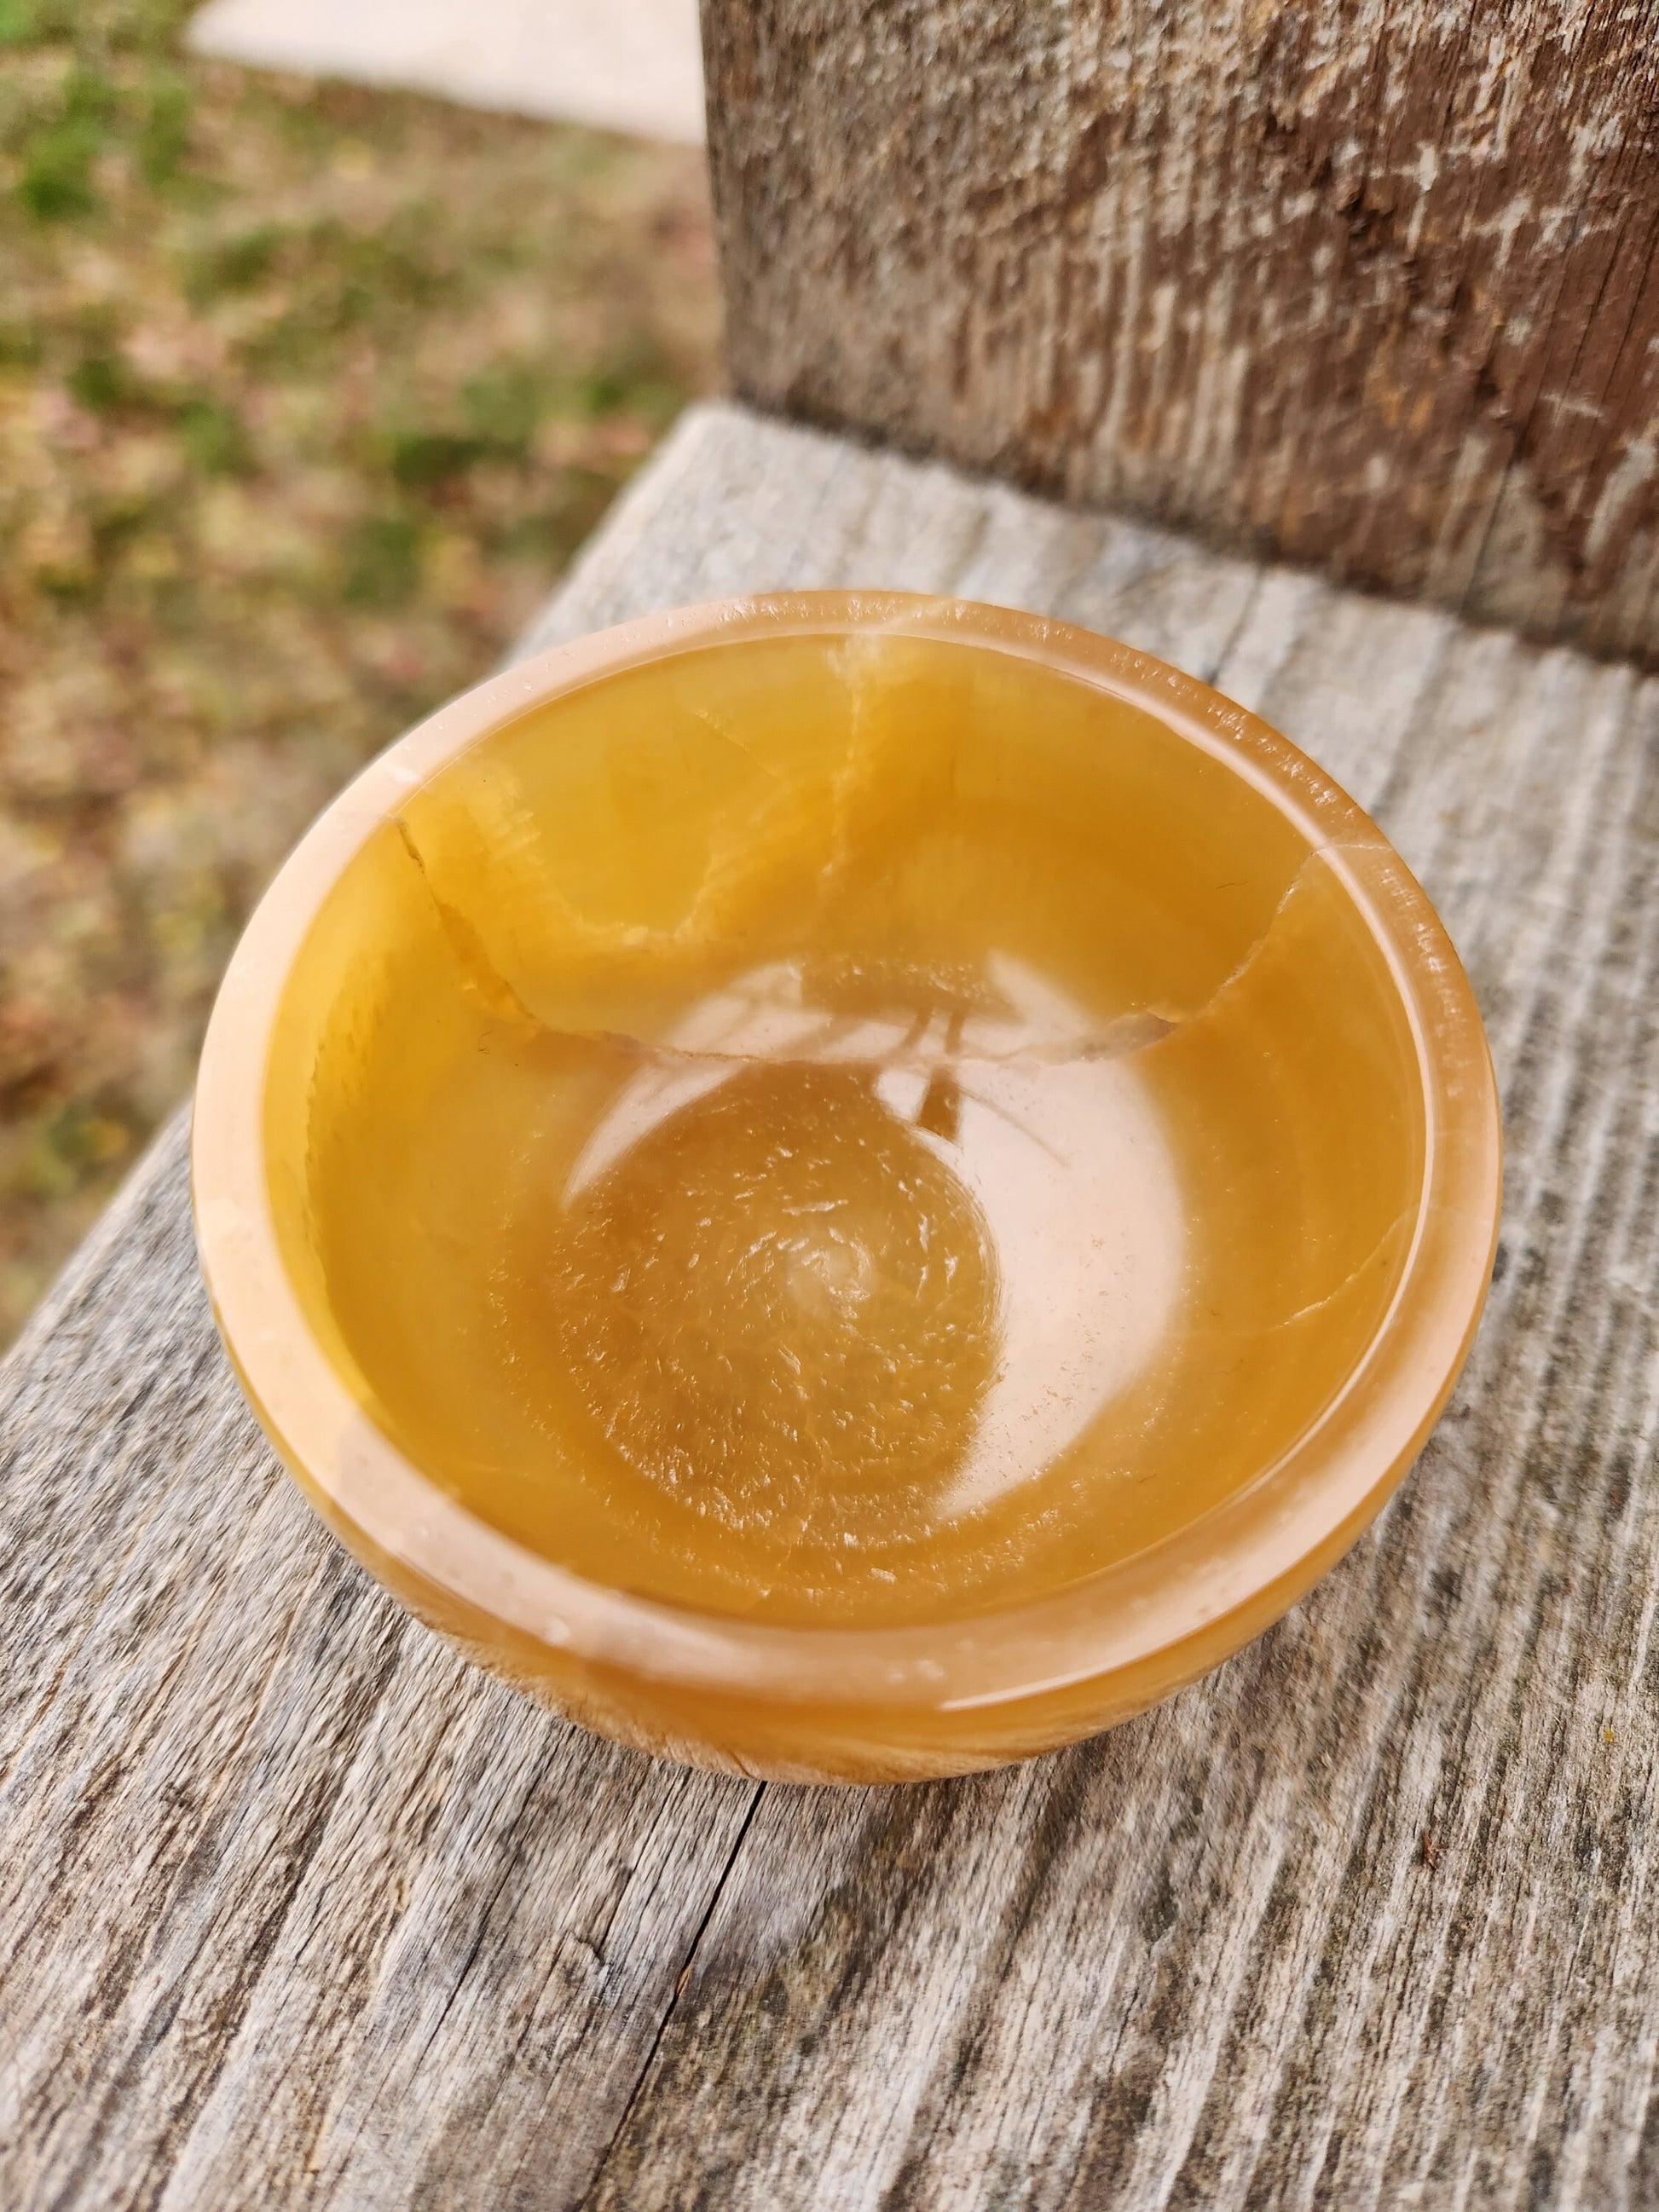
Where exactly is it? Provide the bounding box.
[262,627,1430,1629]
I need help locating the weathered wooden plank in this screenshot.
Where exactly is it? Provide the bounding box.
[2,401,1657,2208]
[701,0,1659,665]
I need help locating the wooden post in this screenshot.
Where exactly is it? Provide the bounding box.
[702,0,1659,664]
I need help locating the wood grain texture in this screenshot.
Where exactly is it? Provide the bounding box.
[701,0,1659,665]
[3,401,1658,2207]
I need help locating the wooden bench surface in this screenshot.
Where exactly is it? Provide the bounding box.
[3,401,1657,2210]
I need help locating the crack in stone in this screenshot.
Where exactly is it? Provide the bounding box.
[390,816,1363,1086]
[1188,1202,1421,1343]
[382,816,1403,1580]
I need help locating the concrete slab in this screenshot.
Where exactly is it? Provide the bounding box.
[188,0,706,146]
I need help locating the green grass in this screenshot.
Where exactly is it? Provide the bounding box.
[0,0,720,1338]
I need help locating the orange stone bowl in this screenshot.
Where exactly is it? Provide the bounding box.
[193,595,1501,1781]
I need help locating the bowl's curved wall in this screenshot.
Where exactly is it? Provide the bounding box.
[194,596,1501,1779]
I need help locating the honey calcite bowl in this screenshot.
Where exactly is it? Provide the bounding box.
[194,593,1500,1782]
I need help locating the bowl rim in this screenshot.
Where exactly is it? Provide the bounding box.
[192,590,1502,1717]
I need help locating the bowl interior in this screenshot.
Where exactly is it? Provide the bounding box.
[263,626,1427,1628]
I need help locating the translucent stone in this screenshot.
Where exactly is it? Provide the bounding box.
[254,621,1470,1634]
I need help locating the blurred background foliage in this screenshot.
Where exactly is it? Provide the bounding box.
[0,0,720,1341]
